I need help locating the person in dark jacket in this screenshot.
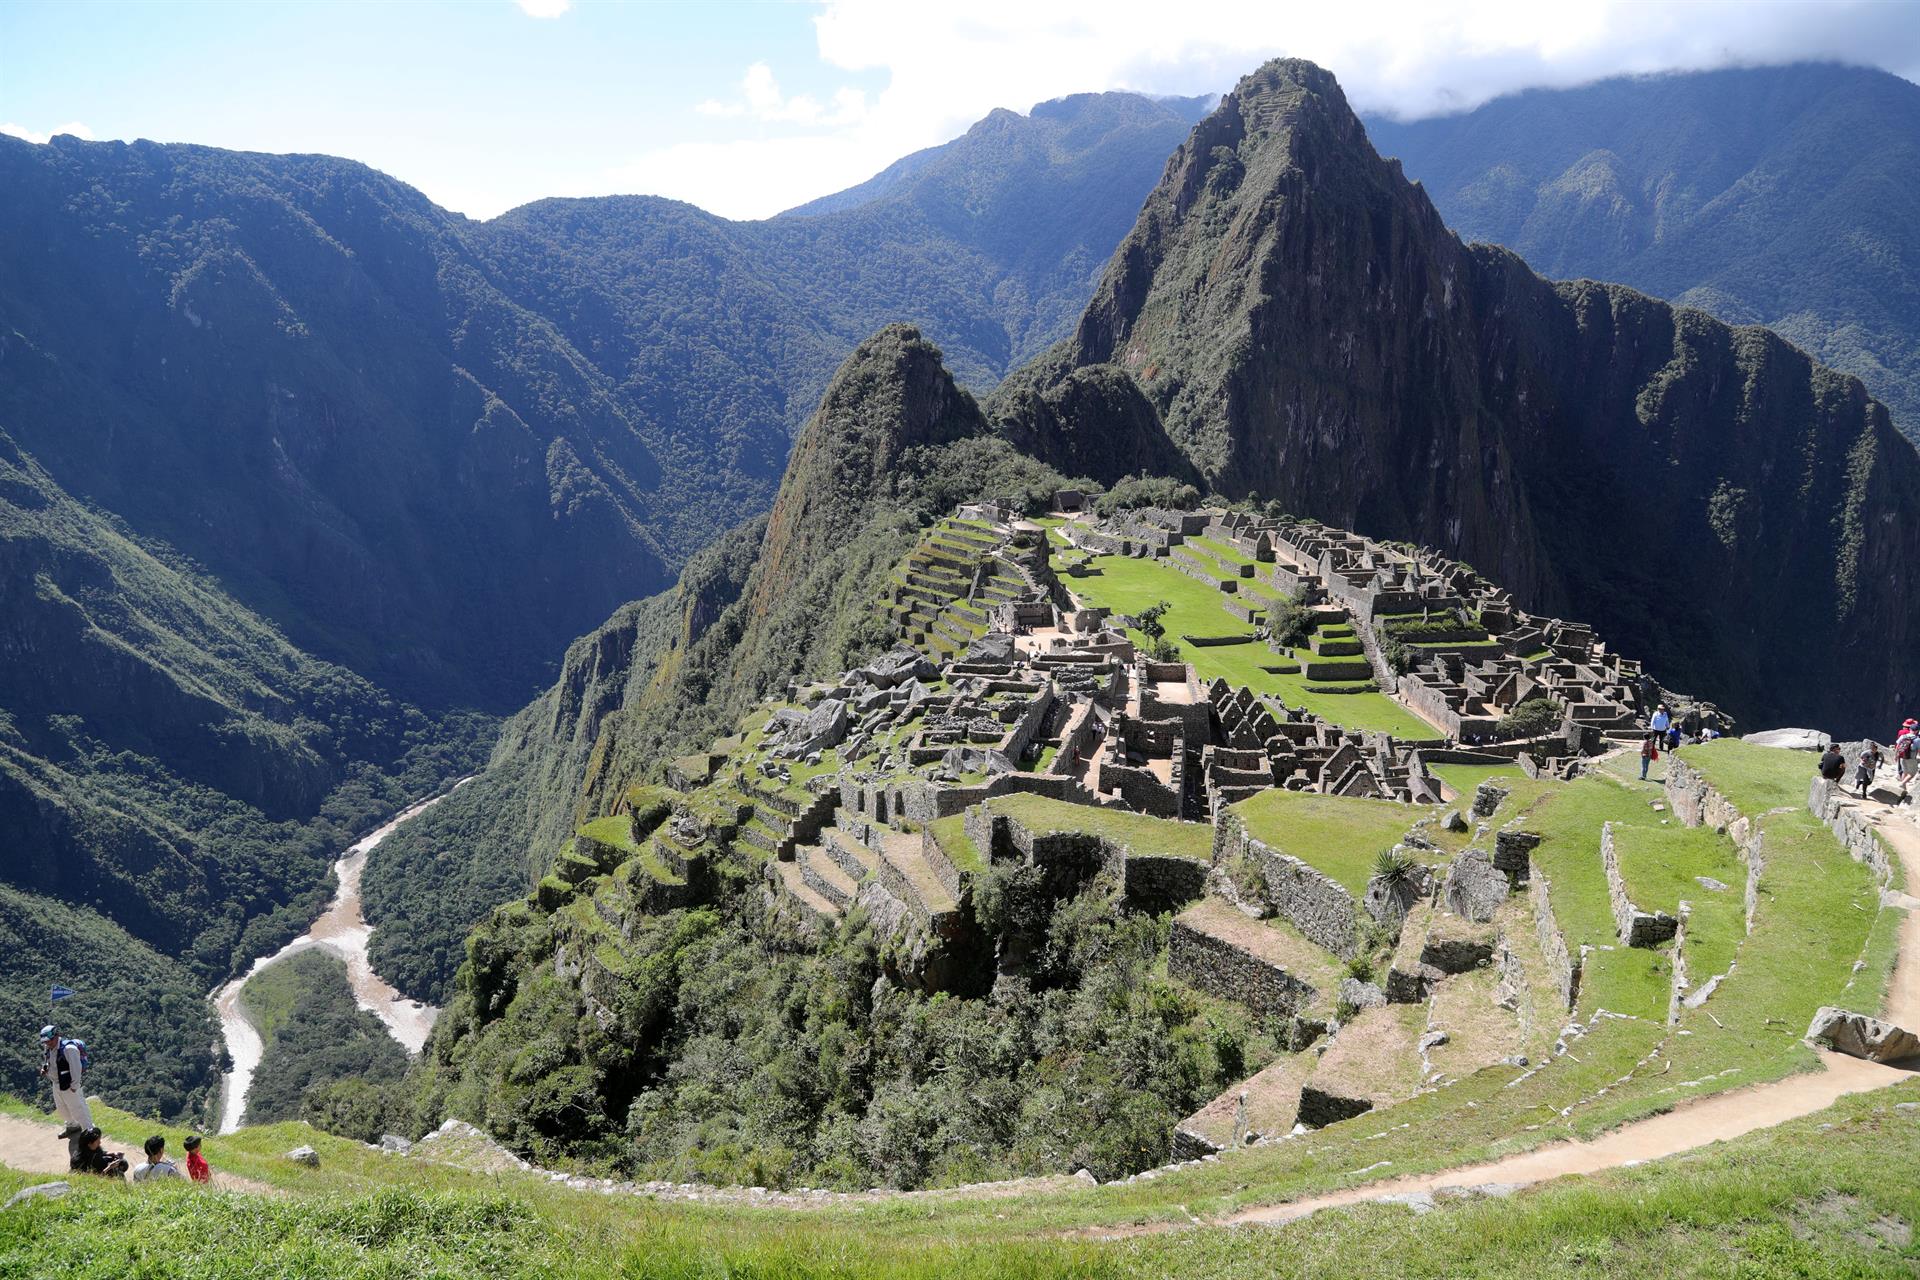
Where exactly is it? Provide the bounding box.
[1819,743,1848,783]
[72,1128,127,1178]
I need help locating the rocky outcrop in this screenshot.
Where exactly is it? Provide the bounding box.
[1806,1008,1920,1063]
[1442,849,1509,924]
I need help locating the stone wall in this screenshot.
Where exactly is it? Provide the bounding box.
[1124,856,1209,915]
[1663,756,1745,831]
[1601,822,1679,947]
[1211,812,1360,957]
[1808,777,1896,885]
[1530,860,1582,1011]
[1167,917,1323,1019]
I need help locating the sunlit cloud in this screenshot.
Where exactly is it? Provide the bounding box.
[0,121,96,144]
[602,0,1920,220]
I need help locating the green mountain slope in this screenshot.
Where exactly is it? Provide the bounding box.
[0,428,485,1117]
[996,59,1920,735]
[363,327,1071,1003]
[0,92,1200,712]
[1365,62,1920,443]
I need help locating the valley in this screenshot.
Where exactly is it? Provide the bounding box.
[4,40,1920,1279]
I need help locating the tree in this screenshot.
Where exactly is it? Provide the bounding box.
[1133,601,1182,662]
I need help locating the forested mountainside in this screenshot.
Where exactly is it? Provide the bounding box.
[996,59,1920,735]
[1366,63,1920,444]
[0,91,1200,712]
[0,428,487,1119]
[364,327,1074,1002]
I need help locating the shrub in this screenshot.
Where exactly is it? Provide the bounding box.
[1092,474,1201,517]
[1498,697,1565,739]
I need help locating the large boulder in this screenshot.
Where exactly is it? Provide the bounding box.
[1806,1007,1920,1062]
[1441,849,1509,924]
[1743,728,1830,751]
[862,646,937,689]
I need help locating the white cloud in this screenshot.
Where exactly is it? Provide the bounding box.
[696,62,868,126]
[605,0,1920,219]
[513,0,572,18]
[0,121,96,145]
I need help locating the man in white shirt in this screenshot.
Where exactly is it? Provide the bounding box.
[129,1134,187,1182]
[39,1025,92,1137]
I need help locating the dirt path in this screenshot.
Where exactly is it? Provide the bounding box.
[1204,797,1920,1229]
[212,783,466,1133]
[0,1113,273,1194]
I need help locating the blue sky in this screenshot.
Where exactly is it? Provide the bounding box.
[4,0,1918,221]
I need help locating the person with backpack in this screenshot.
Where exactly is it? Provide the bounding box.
[38,1025,92,1138]
[129,1134,187,1182]
[1897,720,1918,800]
[1640,731,1660,781]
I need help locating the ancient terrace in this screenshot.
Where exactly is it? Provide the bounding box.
[513,498,1844,1178]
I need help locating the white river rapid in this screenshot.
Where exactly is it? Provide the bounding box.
[211,781,468,1134]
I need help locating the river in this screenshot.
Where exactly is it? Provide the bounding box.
[211,782,467,1134]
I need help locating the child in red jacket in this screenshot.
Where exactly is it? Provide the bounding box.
[184,1134,210,1183]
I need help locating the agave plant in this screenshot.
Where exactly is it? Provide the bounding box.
[1372,847,1415,885]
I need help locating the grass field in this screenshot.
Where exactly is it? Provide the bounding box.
[1065,555,1435,737]
[1229,790,1428,893]
[986,793,1215,860]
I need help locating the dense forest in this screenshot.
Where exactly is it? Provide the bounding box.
[239,950,408,1128]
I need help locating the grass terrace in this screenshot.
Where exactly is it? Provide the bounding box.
[926,814,987,874]
[983,793,1215,860]
[1229,789,1429,894]
[1065,554,1436,737]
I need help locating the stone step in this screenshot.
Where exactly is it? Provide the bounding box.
[874,827,958,924]
[799,843,861,909]
[821,825,882,881]
[770,859,841,922]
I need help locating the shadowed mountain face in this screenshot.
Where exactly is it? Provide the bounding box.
[0,91,1204,713]
[1366,63,1920,446]
[991,59,1920,735]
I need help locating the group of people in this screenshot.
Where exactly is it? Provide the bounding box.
[1637,703,1718,779]
[1818,717,1919,802]
[40,1024,213,1184]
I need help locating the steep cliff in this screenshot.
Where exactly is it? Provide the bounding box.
[993,59,1920,734]
[1368,63,1920,443]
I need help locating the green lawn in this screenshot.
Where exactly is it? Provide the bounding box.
[927,814,986,874]
[1228,790,1428,893]
[1605,824,1745,986]
[10,1078,1920,1278]
[1066,555,1437,737]
[984,793,1215,860]
[1681,739,1822,814]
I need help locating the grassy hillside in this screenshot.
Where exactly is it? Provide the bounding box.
[6,1076,1919,1277]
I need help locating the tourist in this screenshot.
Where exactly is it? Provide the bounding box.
[1640,731,1659,781]
[1896,720,1918,799]
[1650,703,1672,737]
[184,1134,211,1183]
[1666,721,1682,753]
[129,1134,187,1182]
[1819,742,1847,783]
[38,1025,92,1138]
[1857,743,1883,799]
[72,1128,128,1178]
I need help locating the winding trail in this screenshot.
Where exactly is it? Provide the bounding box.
[212,783,467,1134]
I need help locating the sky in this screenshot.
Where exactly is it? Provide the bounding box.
[3,0,1918,222]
